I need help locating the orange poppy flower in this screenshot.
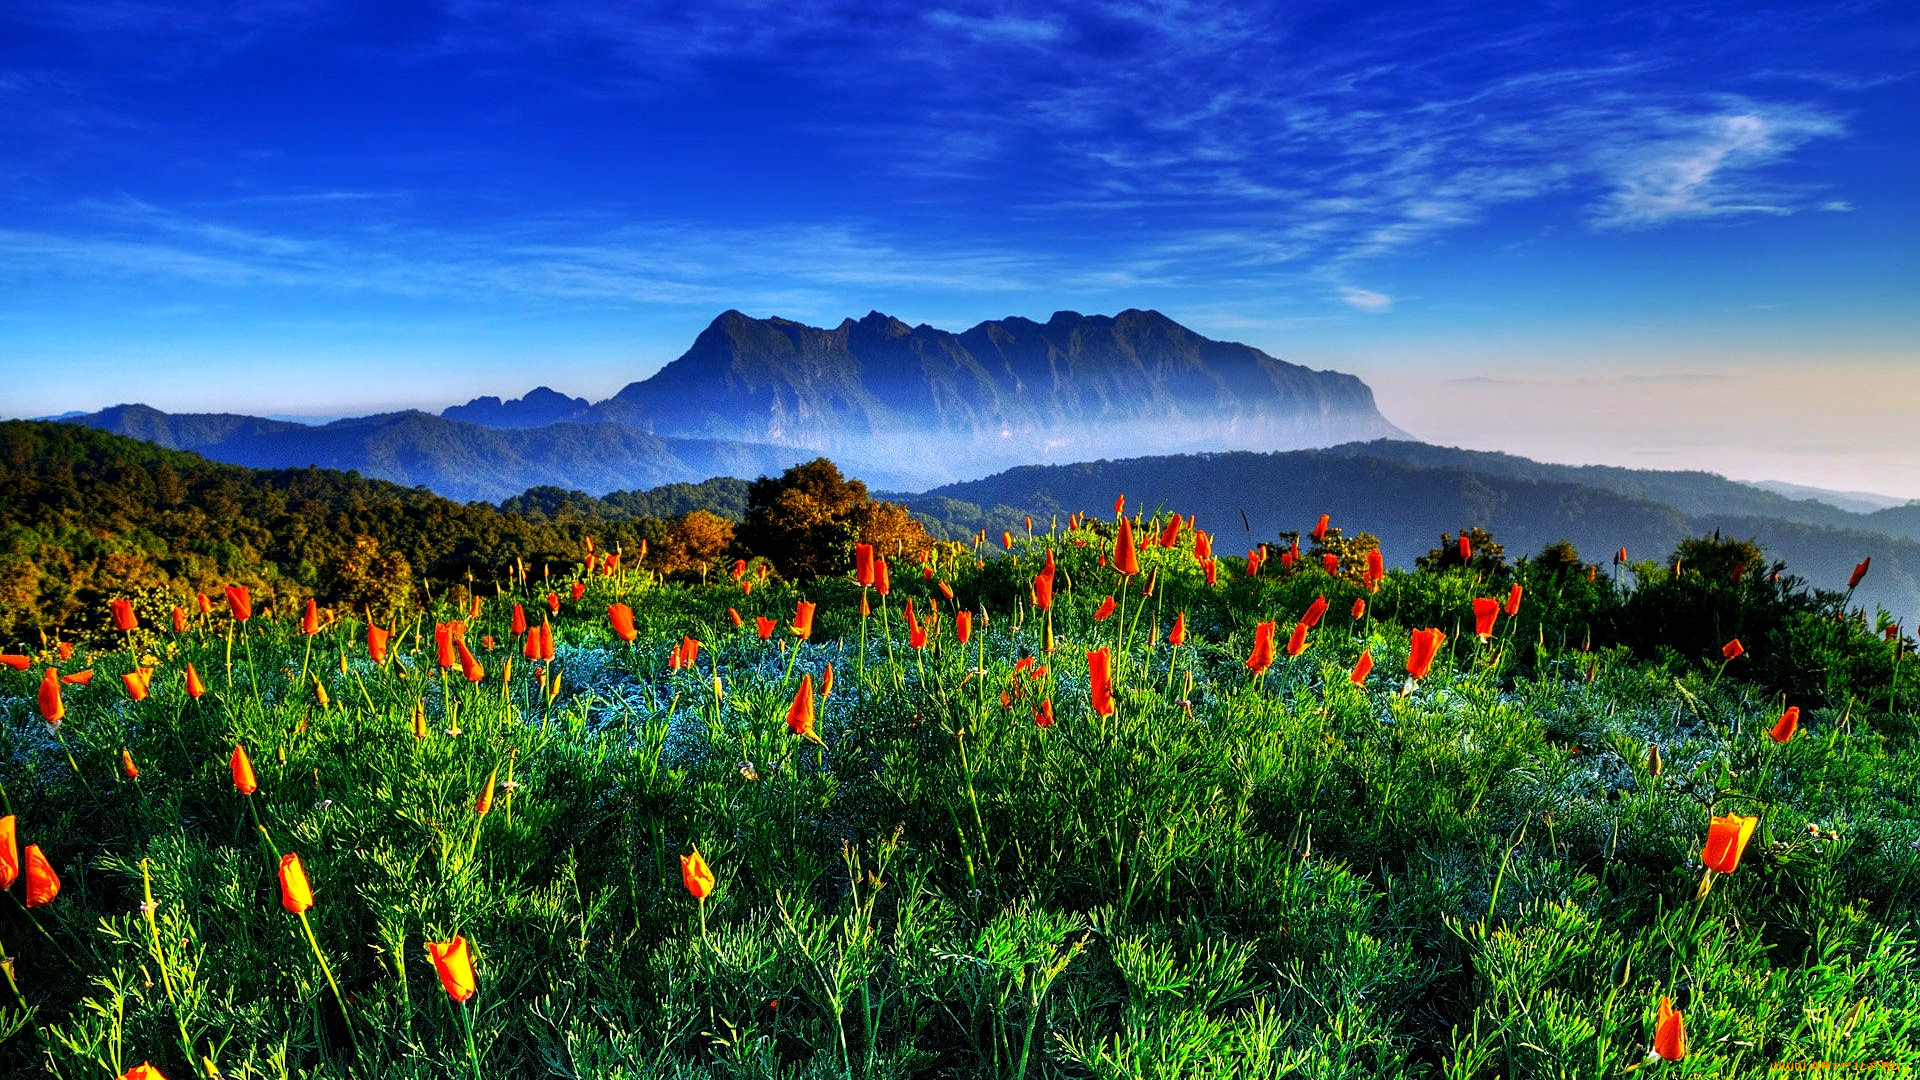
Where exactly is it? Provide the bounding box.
[1113,494,1125,516]
[956,610,973,644]
[0,815,17,889]
[682,848,716,899]
[787,674,822,743]
[1193,530,1212,560]
[368,623,389,663]
[1246,621,1277,674]
[1721,639,1744,661]
[1770,706,1799,743]
[1310,513,1329,542]
[435,623,455,668]
[109,598,138,632]
[608,603,637,642]
[1406,628,1446,681]
[196,592,212,615]
[425,936,478,1002]
[791,601,816,639]
[1653,996,1687,1061]
[118,1062,168,1080]
[24,845,58,907]
[121,748,139,779]
[1286,620,1310,658]
[875,558,891,596]
[1168,612,1187,646]
[1094,596,1117,621]
[171,606,187,633]
[301,598,320,636]
[1033,699,1055,727]
[278,852,313,913]
[1302,595,1329,629]
[37,668,63,725]
[570,581,586,601]
[1503,583,1523,617]
[1701,812,1758,873]
[855,543,875,586]
[1849,557,1870,589]
[1365,549,1385,590]
[511,604,527,636]
[0,654,26,670]
[456,640,485,683]
[1245,550,1262,577]
[1158,514,1183,548]
[225,585,251,622]
[1351,598,1367,620]
[1350,650,1374,685]
[1458,535,1472,561]
[1112,517,1140,576]
[546,592,560,615]
[821,662,835,698]
[1473,597,1498,640]
[231,744,258,795]
[123,671,150,701]
[1087,648,1115,716]
[756,616,775,640]
[185,663,206,699]
[1203,559,1218,586]
[61,670,93,686]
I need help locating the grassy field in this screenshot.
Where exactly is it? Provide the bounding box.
[0,513,1915,1079]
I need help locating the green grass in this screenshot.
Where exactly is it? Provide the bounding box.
[0,522,1915,1078]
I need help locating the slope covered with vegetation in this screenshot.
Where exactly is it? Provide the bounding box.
[0,461,1913,1077]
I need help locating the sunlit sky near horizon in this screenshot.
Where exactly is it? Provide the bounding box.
[4,2,1918,495]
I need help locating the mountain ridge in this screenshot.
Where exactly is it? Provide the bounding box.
[437,308,1408,482]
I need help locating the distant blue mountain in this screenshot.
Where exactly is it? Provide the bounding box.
[63,404,806,504]
[441,387,591,428]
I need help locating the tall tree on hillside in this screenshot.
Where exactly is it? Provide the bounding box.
[737,458,929,579]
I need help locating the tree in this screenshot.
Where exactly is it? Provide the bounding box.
[655,510,735,579]
[737,459,928,580]
[1306,528,1382,589]
[1415,526,1506,574]
[1532,540,1585,575]
[327,535,413,621]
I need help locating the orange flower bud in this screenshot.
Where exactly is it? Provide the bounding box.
[109,598,138,632]
[1350,650,1374,685]
[37,668,64,724]
[0,816,15,889]
[1406,628,1446,681]
[787,675,821,744]
[681,848,716,899]
[231,744,258,795]
[24,844,59,907]
[425,935,477,1002]
[278,852,313,913]
[1653,995,1687,1061]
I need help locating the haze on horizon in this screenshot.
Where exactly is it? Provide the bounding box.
[3,2,1917,496]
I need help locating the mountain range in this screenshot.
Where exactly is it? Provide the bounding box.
[894,443,1920,617]
[61,308,1405,495]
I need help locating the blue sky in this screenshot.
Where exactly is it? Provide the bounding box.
[4,1,1918,492]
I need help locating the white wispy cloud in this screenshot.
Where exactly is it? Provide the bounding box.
[1587,102,1845,228]
[1339,287,1392,312]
